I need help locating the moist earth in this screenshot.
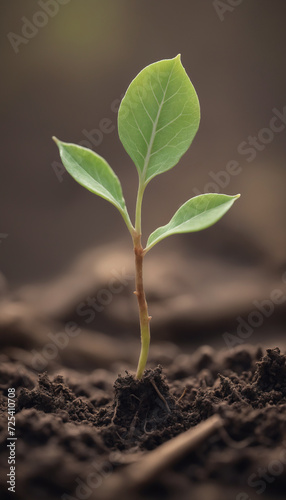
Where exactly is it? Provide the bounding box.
[1,345,286,500]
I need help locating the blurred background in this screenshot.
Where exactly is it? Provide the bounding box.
[1,0,286,362]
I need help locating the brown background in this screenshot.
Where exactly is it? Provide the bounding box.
[1,0,285,287]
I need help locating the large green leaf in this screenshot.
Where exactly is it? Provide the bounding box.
[146,194,240,251]
[118,55,200,185]
[53,138,133,229]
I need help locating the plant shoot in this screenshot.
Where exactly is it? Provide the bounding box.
[53,55,240,379]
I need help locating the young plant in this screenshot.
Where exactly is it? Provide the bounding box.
[53,55,240,380]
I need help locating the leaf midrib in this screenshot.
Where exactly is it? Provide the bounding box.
[142,64,175,183]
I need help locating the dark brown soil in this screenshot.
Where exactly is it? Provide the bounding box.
[1,345,286,500]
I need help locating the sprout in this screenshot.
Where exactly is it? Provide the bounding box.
[53,55,240,379]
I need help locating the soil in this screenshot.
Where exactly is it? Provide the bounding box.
[1,344,286,500]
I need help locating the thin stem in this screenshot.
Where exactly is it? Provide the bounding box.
[133,238,151,379]
[133,177,150,379]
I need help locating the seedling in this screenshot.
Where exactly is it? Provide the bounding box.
[53,55,240,380]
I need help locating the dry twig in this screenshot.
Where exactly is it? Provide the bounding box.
[97,414,223,499]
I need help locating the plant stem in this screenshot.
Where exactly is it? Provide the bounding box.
[133,179,151,379]
[133,234,151,380]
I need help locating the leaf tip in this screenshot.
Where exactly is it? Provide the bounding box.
[235,194,241,199]
[52,136,59,145]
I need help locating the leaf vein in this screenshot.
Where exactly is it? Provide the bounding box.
[130,107,149,146]
[138,90,155,124]
[142,63,176,180]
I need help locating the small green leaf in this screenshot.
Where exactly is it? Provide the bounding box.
[53,138,133,231]
[118,55,200,185]
[146,194,240,251]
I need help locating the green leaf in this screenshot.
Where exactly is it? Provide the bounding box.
[146,194,240,251]
[53,138,133,230]
[118,55,200,185]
